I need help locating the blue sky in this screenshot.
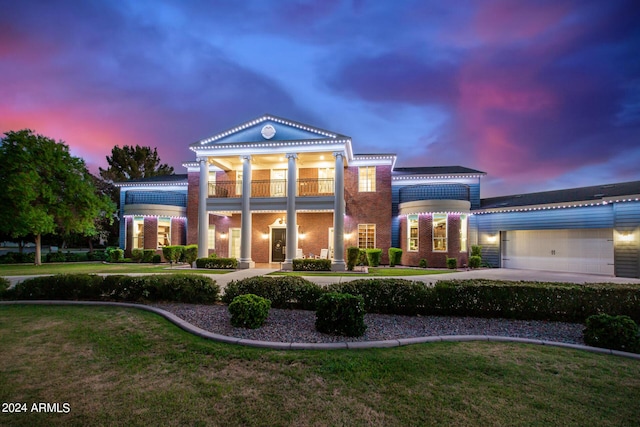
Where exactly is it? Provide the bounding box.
[1,0,639,197]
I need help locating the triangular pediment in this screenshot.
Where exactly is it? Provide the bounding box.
[193,114,347,146]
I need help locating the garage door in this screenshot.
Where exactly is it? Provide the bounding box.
[502,229,614,275]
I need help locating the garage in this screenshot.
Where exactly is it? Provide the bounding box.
[502,229,614,275]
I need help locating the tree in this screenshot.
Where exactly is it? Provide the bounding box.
[0,130,116,265]
[99,145,174,182]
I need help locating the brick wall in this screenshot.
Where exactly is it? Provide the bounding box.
[400,214,469,268]
[344,165,393,264]
[124,216,133,257]
[171,218,186,246]
[143,217,158,250]
[186,172,200,245]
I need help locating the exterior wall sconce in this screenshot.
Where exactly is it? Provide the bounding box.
[219,232,227,239]
[487,235,498,244]
[261,233,269,240]
[299,232,306,240]
[619,232,635,242]
[344,233,353,240]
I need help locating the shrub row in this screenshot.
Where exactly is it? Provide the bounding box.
[293,258,331,271]
[131,249,157,263]
[1,274,219,304]
[221,277,640,323]
[0,250,109,264]
[315,292,367,337]
[222,276,322,310]
[196,256,238,269]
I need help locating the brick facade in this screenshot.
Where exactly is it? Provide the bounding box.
[400,214,469,268]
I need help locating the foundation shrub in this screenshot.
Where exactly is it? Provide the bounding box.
[365,249,382,267]
[181,245,199,266]
[223,276,322,310]
[142,250,156,263]
[293,258,331,271]
[469,256,482,269]
[162,245,183,265]
[583,314,640,353]
[388,248,402,267]
[152,254,162,263]
[3,274,219,304]
[471,245,482,257]
[358,249,369,267]
[419,259,428,268]
[346,247,360,271]
[107,248,124,263]
[131,249,144,263]
[87,250,107,261]
[0,252,36,264]
[195,257,238,269]
[315,292,367,337]
[446,257,457,269]
[228,294,271,329]
[45,251,67,263]
[328,279,432,316]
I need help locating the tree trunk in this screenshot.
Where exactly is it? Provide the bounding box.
[87,238,94,253]
[35,234,42,266]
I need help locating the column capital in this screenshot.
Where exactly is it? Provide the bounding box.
[332,151,345,159]
[285,153,298,159]
[196,156,208,163]
[240,155,252,161]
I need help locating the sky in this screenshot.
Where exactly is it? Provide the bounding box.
[1,0,639,198]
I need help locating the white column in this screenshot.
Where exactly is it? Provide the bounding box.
[197,157,209,259]
[332,151,346,271]
[238,155,254,269]
[282,153,298,270]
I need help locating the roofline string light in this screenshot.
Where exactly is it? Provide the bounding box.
[198,115,338,145]
[192,138,351,152]
[476,197,640,214]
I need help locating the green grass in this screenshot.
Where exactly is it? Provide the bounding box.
[270,267,452,277]
[1,304,639,426]
[0,263,232,276]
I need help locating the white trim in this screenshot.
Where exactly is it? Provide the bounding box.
[475,197,640,214]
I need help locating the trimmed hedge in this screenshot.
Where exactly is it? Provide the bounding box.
[366,249,382,267]
[228,294,271,329]
[346,247,360,271]
[162,245,184,265]
[293,258,331,271]
[419,259,428,268]
[583,314,639,353]
[469,256,481,269]
[222,276,322,310]
[2,273,219,304]
[446,258,457,269]
[328,279,431,316]
[196,257,238,269]
[388,248,402,267]
[181,245,199,266]
[315,292,367,337]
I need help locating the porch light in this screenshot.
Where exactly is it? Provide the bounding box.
[219,232,227,239]
[487,235,498,243]
[262,233,269,240]
[619,232,635,242]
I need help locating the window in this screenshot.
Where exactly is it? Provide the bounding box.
[318,168,334,194]
[460,214,468,252]
[157,217,171,248]
[433,214,447,252]
[133,216,144,249]
[407,215,419,251]
[208,225,216,251]
[358,224,376,249]
[208,171,216,196]
[358,166,376,192]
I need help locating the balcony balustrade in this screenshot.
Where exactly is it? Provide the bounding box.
[208,178,335,198]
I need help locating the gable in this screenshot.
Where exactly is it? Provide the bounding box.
[194,114,345,146]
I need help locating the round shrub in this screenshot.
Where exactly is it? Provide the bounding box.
[469,256,481,269]
[419,259,427,268]
[315,292,367,337]
[228,294,271,329]
[446,257,457,269]
[584,314,639,353]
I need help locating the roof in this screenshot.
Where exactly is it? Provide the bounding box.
[393,166,486,175]
[480,180,640,209]
[114,174,188,187]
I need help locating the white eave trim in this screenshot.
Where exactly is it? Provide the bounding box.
[475,195,640,214]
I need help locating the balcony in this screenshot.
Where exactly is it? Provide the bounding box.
[208,178,335,198]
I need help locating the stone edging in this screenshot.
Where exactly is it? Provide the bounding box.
[2,300,639,360]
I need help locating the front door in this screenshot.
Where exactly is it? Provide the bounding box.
[271,228,286,262]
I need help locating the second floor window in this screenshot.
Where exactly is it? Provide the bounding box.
[358,166,376,192]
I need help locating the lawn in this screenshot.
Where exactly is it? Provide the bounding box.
[0,262,232,276]
[270,267,452,277]
[1,305,638,426]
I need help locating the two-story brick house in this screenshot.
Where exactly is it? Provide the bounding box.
[116,114,640,278]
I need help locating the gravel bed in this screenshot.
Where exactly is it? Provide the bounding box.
[152,303,585,344]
